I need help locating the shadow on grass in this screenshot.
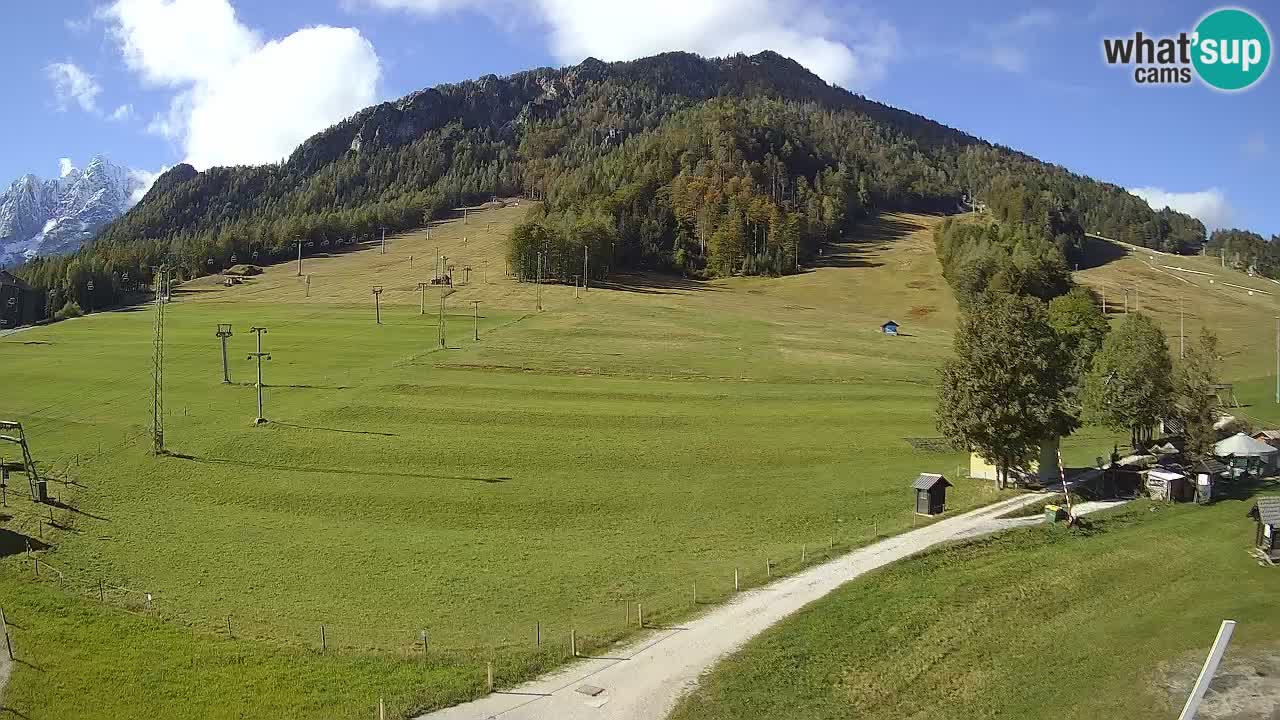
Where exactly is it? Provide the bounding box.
[596,273,719,296]
[46,498,109,522]
[814,214,925,269]
[1,706,35,720]
[170,453,510,484]
[229,382,353,391]
[1076,234,1131,271]
[0,528,49,558]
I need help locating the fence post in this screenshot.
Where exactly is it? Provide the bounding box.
[766,558,771,578]
[378,697,385,720]
[0,606,10,661]
[734,568,739,592]
[637,603,643,628]
[486,661,494,692]
[692,581,697,604]
[536,620,541,646]
[321,624,327,652]
[570,629,577,657]
[802,544,807,563]
[99,580,105,602]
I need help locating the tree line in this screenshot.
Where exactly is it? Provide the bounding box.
[12,50,1209,318]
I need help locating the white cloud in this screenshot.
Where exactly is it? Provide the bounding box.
[128,166,170,205]
[102,0,381,169]
[356,0,898,88]
[109,103,135,121]
[1130,186,1235,229]
[46,62,102,112]
[59,158,76,178]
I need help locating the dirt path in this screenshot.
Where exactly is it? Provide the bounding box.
[0,652,9,709]
[416,488,1096,720]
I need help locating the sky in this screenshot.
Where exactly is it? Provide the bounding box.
[3,0,1277,236]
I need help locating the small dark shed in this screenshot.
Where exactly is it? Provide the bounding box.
[913,473,952,515]
[0,271,44,329]
[881,321,899,336]
[1248,498,1280,562]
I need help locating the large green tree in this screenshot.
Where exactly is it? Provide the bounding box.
[1081,313,1175,450]
[1176,330,1222,459]
[1047,286,1111,384]
[937,293,1079,489]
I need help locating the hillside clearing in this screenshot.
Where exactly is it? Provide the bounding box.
[1,209,1099,718]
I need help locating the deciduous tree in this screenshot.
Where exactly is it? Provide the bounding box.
[937,293,1079,489]
[1081,313,1175,450]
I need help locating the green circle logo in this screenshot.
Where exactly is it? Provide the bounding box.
[1193,8,1271,90]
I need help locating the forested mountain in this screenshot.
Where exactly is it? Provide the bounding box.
[16,50,1207,317]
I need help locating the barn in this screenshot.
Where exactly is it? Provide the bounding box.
[0,271,44,329]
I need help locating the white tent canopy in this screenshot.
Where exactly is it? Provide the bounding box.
[1214,432,1279,458]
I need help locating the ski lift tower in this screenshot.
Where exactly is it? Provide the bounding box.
[0,421,47,502]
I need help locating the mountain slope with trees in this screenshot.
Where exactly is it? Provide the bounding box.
[16,50,1206,316]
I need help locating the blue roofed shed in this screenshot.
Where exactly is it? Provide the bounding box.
[881,321,899,336]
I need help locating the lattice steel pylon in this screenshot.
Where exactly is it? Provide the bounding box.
[151,266,167,455]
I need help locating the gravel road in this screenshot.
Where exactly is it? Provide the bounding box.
[416,488,1095,720]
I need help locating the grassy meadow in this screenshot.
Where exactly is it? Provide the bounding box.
[0,208,1051,718]
[669,497,1280,720]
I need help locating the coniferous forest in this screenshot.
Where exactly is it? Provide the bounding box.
[15,51,1213,317]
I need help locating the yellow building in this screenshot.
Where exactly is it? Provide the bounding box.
[969,437,1061,486]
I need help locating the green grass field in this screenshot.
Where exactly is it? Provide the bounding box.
[669,497,1280,720]
[1,208,1070,718]
[3,207,1274,719]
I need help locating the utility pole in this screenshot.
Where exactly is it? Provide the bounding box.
[438,286,447,349]
[216,324,233,384]
[470,300,480,341]
[247,327,271,425]
[151,266,168,455]
[583,245,589,292]
[417,282,428,315]
[297,240,304,277]
[372,286,383,325]
[1179,296,1185,359]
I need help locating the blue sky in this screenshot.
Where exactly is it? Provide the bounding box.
[4,0,1277,236]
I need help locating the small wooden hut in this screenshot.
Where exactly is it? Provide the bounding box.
[913,473,952,515]
[1247,497,1280,563]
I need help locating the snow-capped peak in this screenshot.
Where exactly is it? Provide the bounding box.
[0,156,144,265]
